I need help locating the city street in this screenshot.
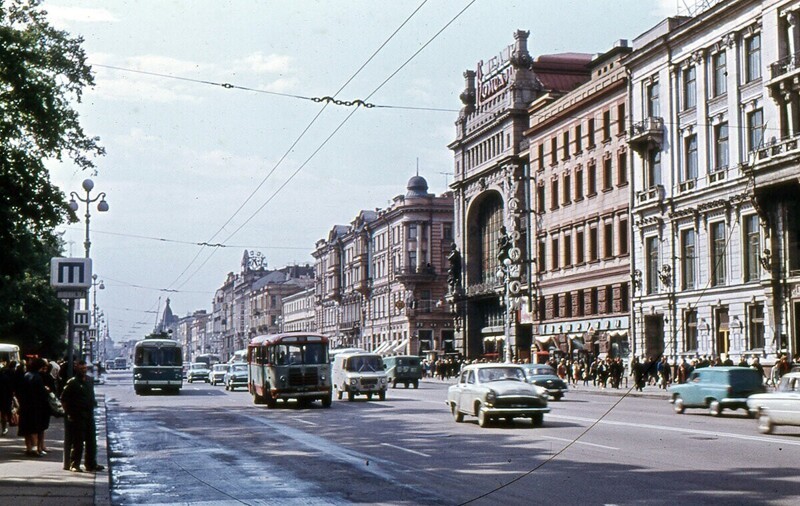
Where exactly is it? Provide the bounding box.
[101,370,800,505]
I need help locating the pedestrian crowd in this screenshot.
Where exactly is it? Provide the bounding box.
[0,355,104,473]
[420,351,800,392]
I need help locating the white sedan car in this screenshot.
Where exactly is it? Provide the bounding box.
[747,372,800,434]
[446,363,550,428]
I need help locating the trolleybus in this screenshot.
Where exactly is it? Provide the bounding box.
[0,344,21,365]
[133,338,183,395]
[247,332,332,408]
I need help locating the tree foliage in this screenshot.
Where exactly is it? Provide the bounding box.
[0,0,104,357]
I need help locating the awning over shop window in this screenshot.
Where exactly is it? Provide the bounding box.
[392,338,409,354]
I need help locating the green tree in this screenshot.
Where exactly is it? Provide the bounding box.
[0,0,104,357]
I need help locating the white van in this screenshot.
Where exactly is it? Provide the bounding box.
[332,352,388,401]
[0,344,20,365]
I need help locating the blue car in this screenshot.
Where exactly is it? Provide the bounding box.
[669,367,765,416]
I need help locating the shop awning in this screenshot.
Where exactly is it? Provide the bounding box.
[373,340,394,354]
[392,338,409,354]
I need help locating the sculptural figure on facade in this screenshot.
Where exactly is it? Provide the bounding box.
[447,243,462,290]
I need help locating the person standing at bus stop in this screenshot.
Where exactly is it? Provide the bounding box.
[60,360,104,472]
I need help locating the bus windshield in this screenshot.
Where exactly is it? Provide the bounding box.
[135,347,182,367]
[345,355,383,372]
[273,342,327,366]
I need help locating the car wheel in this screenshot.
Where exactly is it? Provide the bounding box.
[336,388,343,400]
[367,392,373,400]
[477,408,490,428]
[451,403,464,423]
[379,390,386,401]
[531,413,544,427]
[322,393,332,408]
[758,413,773,434]
[709,400,722,417]
[405,382,409,389]
[347,390,355,402]
[553,394,562,401]
[673,396,685,414]
[392,380,397,389]
[413,380,419,389]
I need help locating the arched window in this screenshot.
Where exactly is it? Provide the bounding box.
[476,193,504,284]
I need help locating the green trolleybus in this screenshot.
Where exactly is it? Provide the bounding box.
[133,338,183,395]
[247,332,332,408]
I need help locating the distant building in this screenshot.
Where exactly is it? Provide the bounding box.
[249,266,314,337]
[282,287,316,333]
[313,175,454,355]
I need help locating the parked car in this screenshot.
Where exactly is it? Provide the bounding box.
[224,363,248,391]
[209,364,228,385]
[747,371,800,434]
[446,363,550,428]
[519,364,568,401]
[383,355,422,389]
[669,366,766,416]
[186,362,211,383]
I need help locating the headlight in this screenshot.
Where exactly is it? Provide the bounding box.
[350,378,357,386]
[134,373,141,379]
[320,374,326,381]
[380,377,387,384]
[486,390,496,405]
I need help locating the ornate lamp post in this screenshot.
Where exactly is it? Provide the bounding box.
[68,178,108,363]
[89,274,104,363]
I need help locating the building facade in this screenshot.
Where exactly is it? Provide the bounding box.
[626,0,787,363]
[313,176,454,355]
[448,30,595,360]
[525,42,633,361]
[282,287,316,332]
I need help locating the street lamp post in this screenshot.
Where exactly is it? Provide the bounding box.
[89,274,104,363]
[68,178,108,365]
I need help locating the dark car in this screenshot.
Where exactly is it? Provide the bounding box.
[520,364,568,401]
[383,355,422,389]
[669,366,766,416]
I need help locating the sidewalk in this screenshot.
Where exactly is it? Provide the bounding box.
[0,394,110,506]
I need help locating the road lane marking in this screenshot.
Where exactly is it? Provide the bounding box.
[294,418,317,426]
[380,443,430,457]
[537,435,619,450]
[549,414,800,447]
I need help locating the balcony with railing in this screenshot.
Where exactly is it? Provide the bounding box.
[751,134,800,168]
[394,264,437,282]
[769,51,800,81]
[629,117,664,153]
[636,184,665,205]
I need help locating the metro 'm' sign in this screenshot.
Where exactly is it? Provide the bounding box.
[50,258,92,289]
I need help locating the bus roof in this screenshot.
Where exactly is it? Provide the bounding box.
[0,344,20,352]
[249,332,328,347]
[134,339,180,348]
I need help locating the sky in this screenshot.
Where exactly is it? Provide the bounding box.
[45,0,681,343]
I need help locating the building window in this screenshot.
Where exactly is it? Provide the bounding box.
[684,134,698,181]
[564,234,572,267]
[747,108,764,152]
[712,51,727,97]
[551,236,560,270]
[537,183,545,213]
[537,239,546,273]
[565,292,573,317]
[617,152,628,186]
[588,162,597,196]
[744,214,761,282]
[603,157,613,190]
[575,124,583,152]
[646,81,660,117]
[576,230,585,264]
[602,110,611,141]
[563,173,571,204]
[748,302,765,349]
[710,221,726,286]
[681,229,696,290]
[588,118,596,147]
[575,167,584,200]
[745,33,761,83]
[408,225,417,240]
[617,103,626,135]
[550,179,559,210]
[714,122,729,171]
[477,194,503,284]
[563,131,570,159]
[589,227,598,262]
[683,66,696,110]
[646,236,659,294]
[538,143,545,171]
[647,149,661,188]
[620,282,629,312]
[684,309,698,351]
[605,285,613,314]
[553,294,560,318]
[443,224,453,241]
[577,289,585,316]
[550,137,558,165]
[590,287,599,315]
[619,219,628,255]
[603,221,613,258]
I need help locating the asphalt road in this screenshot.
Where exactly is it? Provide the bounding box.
[100,370,800,505]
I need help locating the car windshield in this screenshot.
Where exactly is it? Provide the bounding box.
[231,364,247,373]
[190,363,208,370]
[213,365,227,372]
[345,355,383,372]
[524,366,556,377]
[478,367,526,383]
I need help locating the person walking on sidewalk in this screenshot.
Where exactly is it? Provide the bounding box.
[60,360,104,473]
[18,358,51,457]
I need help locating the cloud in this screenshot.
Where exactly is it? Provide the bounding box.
[237,52,294,75]
[44,5,118,27]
